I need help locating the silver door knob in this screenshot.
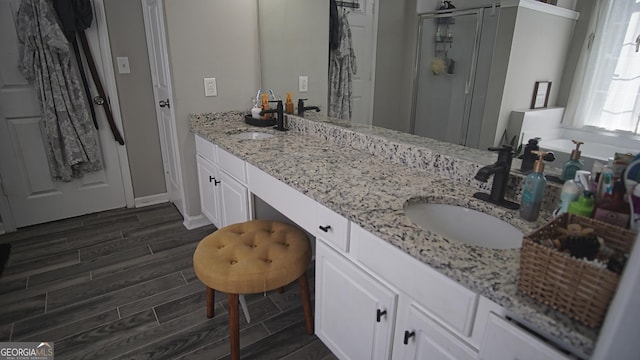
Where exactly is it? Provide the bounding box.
[159,99,170,108]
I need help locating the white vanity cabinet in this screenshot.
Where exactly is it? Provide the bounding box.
[316,241,397,359]
[193,134,580,360]
[195,134,250,228]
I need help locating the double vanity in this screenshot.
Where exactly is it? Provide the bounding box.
[190,111,598,359]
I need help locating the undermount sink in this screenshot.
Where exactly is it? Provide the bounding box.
[229,132,275,140]
[403,202,523,249]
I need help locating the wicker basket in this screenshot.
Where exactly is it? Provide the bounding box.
[518,213,636,328]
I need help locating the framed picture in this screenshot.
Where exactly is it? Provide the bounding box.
[531,81,551,109]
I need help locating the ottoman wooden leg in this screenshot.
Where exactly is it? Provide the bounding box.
[206,287,215,318]
[298,272,314,334]
[228,293,240,360]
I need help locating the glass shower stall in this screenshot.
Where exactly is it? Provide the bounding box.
[411,6,500,148]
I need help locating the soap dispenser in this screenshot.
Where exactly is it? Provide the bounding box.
[285,92,294,114]
[520,150,548,221]
[561,140,584,181]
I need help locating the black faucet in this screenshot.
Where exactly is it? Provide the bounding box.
[260,100,288,131]
[473,145,520,210]
[297,98,321,117]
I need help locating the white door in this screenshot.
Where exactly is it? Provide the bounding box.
[399,302,477,360]
[218,171,249,227]
[0,0,127,229]
[141,0,184,216]
[315,241,396,360]
[347,0,377,125]
[196,156,222,228]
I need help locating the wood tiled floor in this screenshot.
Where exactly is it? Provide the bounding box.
[0,203,335,360]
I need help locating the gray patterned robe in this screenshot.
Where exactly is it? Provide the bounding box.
[328,12,357,121]
[16,0,103,181]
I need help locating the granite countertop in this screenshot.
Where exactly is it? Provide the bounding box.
[190,111,597,357]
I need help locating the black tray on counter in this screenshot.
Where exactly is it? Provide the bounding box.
[245,114,276,127]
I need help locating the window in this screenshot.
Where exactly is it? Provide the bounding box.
[565,0,640,134]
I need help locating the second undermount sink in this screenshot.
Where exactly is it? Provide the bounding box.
[229,132,275,140]
[403,202,523,249]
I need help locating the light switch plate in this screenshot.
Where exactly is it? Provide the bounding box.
[204,78,217,97]
[299,76,308,92]
[116,57,131,74]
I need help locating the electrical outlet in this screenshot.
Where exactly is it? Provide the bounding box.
[299,76,308,92]
[116,57,131,74]
[204,78,217,97]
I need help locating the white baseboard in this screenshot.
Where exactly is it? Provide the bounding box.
[183,213,212,230]
[134,193,169,208]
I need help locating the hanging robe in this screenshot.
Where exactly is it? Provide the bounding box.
[328,11,357,121]
[16,0,103,182]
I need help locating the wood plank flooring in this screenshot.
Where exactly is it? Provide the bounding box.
[0,203,336,360]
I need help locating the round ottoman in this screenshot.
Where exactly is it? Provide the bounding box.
[193,220,313,359]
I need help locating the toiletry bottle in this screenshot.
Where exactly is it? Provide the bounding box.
[261,93,271,119]
[554,172,585,216]
[593,179,630,228]
[596,165,614,202]
[561,140,584,181]
[285,92,294,114]
[520,150,548,222]
[568,191,595,217]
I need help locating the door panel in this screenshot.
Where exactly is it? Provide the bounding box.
[346,0,375,125]
[0,0,126,228]
[142,0,183,215]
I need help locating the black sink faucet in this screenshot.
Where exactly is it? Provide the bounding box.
[473,145,520,210]
[297,98,321,117]
[260,100,288,131]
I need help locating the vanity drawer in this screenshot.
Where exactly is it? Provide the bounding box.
[350,224,478,337]
[218,147,246,184]
[479,313,571,360]
[195,134,216,163]
[314,202,350,252]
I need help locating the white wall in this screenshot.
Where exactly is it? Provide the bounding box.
[480,5,576,148]
[258,0,328,110]
[371,0,417,133]
[104,0,166,199]
[164,0,261,217]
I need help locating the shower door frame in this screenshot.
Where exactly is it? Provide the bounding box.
[409,7,485,146]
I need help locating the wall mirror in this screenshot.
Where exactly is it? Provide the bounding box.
[257,0,612,168]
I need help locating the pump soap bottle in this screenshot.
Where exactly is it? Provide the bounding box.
[285,93,294,114]
[561,140,584,181]
[520,150,548,221]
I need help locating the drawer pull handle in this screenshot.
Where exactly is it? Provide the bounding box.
[376,309,387,322]
[319,225,331,233]
[403,330,415,345]
[209,176,221,186]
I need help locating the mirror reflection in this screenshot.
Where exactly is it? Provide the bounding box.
[258,0,638,169]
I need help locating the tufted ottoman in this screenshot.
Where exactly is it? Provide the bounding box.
[193,220,314,359]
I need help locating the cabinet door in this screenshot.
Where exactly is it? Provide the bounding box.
[218,170,250,227]
[315,241,397,360]
[398,301,477,360]
[196,156,222,228]
[479,313,571,360]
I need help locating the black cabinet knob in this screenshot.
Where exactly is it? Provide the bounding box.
[319,225,331,233]
[376,309,387,322]
[403,330,415,345]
